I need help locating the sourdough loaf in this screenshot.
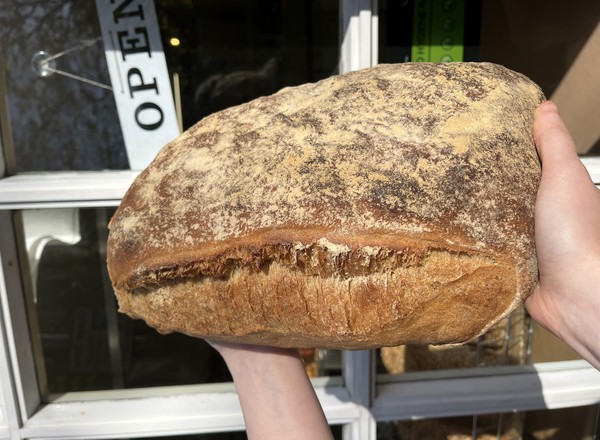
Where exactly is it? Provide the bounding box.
[107,62,544,349]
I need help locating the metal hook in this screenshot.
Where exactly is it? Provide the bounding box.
[31,38,112,91]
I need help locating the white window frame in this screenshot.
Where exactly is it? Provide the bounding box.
[0,164,599,440]
[1,2,600,439]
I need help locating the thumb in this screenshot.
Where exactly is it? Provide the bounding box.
[534,100,592,186]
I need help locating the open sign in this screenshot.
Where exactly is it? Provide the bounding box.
[96,0,180,169]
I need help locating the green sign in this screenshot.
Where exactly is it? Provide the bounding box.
[411,0,465,62]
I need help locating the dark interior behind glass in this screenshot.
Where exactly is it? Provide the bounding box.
[0,0,339,172]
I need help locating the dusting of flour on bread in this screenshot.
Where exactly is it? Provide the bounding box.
[107,63,543,348]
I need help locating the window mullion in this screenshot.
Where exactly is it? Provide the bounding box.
[0,211,41,427]
[373,360,600,422]
[340,0,378,73]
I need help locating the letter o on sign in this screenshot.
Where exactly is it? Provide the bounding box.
[135,102,164,130]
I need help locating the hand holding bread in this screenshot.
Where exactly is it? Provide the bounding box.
[526,101,600,370]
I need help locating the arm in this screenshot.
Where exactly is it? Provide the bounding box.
[211,342,334,440]
[525,100,600,370]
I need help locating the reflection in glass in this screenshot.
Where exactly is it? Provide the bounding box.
[378,404,600,439]
[0,1,127,171]
[378,0,482,65]
[0,0,339,172]
[378,308,532,375]
[18,208,229,394]
[157,0,339,127]
[380,413,524,440]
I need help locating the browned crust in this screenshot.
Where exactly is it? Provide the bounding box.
[114,245,529,348]
[107,62,543,348]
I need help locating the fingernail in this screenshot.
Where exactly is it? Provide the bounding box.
[539,100,558,114]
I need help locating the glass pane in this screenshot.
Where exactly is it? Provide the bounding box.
[378,0,483,64]
[478,1,600,157]
[0,0,339,172]
[16,207,338,396]
[379,0,600,156]
[523,405,599,440]
[377,0,590,375]
[0,2,126,171]
[377,307,532,375]
[380,414,525,440]
[158,0,339,128]
[378,404,599,439]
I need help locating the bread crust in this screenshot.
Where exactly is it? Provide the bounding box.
[107,62,543,348]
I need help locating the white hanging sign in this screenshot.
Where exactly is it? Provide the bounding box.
[95,0,180,170]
